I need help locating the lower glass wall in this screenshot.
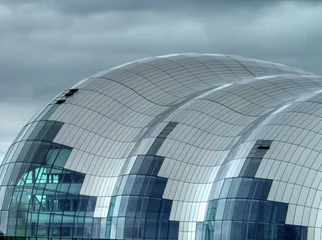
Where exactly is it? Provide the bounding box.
[196,177,308,240]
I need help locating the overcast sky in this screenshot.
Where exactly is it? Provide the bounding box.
[0,0,322,162]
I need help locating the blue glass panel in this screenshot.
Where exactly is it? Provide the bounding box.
[232,199,246,221]
[261,180,273,200]
[131,175,145,195]
[159,199,172,220]
[207,200,218,220]
[127,196,139,217]
[28,122,46,140]
[43,122,64,142]
[239,158,251,177]
[223,199,235,220]
[249,178,265,199]
[124,217,135,238]
[151,177,167,197]
[158,220,169,239]
[220,178,232,198]
[237,178,253,198]
[221,221,231,240]
[150,156,164,175]
[213,221,222,239]
[228,178,241,198]
[230,221,243,240]
[147,198,161,219]
[215,199,226,220]
[137,197,149,218]
[271,202,288,223]
[168,221,179,239]
[123,175,136,195]
[245,200,259,221]
[243,222,256,240]
[147,138,165,155]
[257,201,273,222]
[145,219,157,239]
[133,217,145,239]
[138,155,154,174]
[130,155,144,174]
[243,158,261,177]
[118,196,129,217]
[141,176,155,196]
[116,217,125,239]
[256,223,270,240]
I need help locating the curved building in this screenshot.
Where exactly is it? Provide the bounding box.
[1,53,322,240]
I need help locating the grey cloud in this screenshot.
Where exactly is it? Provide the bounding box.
[0,1,322,160]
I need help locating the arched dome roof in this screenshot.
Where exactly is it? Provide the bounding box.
[1,53,321,240]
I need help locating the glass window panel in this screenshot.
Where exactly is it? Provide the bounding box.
[168,221,179,239]
[46,146,60,165]
[54,147,71,167]
[130,155,144,174]
[271,202,288,223]
[221,221,231,240]
[262,180,273,200]
[257,201,273,222]
[151,177,167,197]
[228,178,241,198]
[150,156,164,175]
[159,199,172,220]
[116,217,125,239]
[133,217,145,239]
[244,158,261,177]
[137,197,149,218]
[27,122,45,140]
[215,199,226,220]
[118,176,128,195]
[118,196,129,217]
[147,138,165,155]
[158,220,169,239]
[33,142,51,164]
[256,223,270,239]
[138,155,154,174]
[243,222,256,240]
[245,200,259,221]
[141,176,156,196]
[220,178,232,198]
[16,141,34,163]
[131,175,145,195]
[35,121,54,140]
[232,199,247,221]
[223,199,235,220]
[1,164,14,186]
[239,158,251,177]
[249,179,265,199]
[214,221,222,240]
[145,219,157,238]
[42,104,58,120]
[237,178,253,198]
[112,196,122,217]
[7,142,24,164]
[123,175,136,195]
[124,218,135,238]
[127,196,139,217]
[147,198,161,219]
[44,122,63,141]
[28,121,46,139]
[8,162,23,185]
[230,221,243,240]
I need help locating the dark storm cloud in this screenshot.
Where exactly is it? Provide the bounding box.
[0,0,322,161]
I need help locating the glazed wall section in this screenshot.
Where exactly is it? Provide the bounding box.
[1,54,322,240]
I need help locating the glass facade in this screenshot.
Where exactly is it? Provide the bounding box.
[1,54,322,239]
